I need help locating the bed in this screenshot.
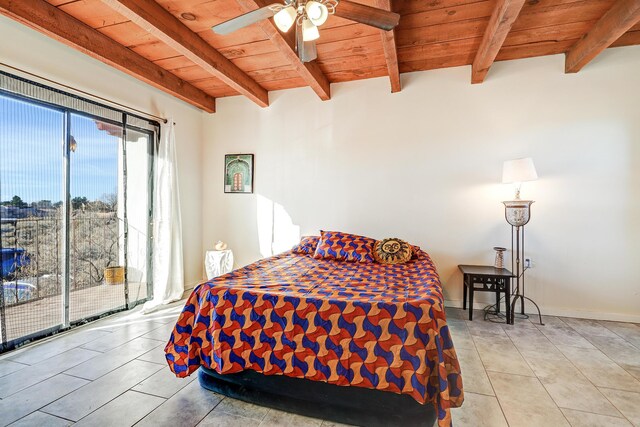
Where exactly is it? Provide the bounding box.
[165,245,463,426]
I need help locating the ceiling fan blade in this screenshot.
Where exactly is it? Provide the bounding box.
[296,25,318,63]
[212,4,282,35]
[334,0,400,31]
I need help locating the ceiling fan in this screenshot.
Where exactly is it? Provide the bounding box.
[212,1,400,63]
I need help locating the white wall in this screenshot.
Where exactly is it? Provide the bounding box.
[202,46,640,322]
[0,16,205,290]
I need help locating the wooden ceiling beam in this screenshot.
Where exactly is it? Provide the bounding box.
[0,0,216,113]
[471,0,526,84]
[103,0,269,107]
[565,0,640,73]
[234,0,331,101]
[375,0,401,93]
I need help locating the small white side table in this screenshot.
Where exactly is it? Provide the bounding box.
[205,249,234,280]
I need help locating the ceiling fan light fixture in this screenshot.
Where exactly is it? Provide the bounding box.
[302,18,320,41]
[212,0,399,64]
[274,6,297,32]
[305,1,329,26]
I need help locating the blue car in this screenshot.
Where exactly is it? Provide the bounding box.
[1,248,31,277]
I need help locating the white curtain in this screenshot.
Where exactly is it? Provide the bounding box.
[142,120,184,314]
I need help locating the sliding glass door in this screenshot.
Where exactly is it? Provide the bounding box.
[68,114,125,323]
[0,74,156,351]
[0,94,65,344]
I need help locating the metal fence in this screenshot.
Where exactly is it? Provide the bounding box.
[0,210,149,346]
[1,211,123,298]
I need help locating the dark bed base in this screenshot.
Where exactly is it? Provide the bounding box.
[198,367,437,426]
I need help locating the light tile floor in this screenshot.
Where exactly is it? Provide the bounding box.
[446,308,640,427]
[0,303,639,427]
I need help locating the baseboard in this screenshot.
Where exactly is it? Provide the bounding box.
[445,299,504,312]
[182,280,201,296]
[444,300,640,323]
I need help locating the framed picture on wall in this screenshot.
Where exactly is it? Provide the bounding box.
[224,154,254,194]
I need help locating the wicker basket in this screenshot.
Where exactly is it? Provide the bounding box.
[104,266,125,285]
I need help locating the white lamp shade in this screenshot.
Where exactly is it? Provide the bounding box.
[274,6,297,32]
[502,158,538,184]
[302,18,320,41]
[306,1,329,26]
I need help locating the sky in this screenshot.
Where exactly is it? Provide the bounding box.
[0,94,119,204]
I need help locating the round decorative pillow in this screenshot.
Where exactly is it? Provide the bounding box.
[373,238,413,265]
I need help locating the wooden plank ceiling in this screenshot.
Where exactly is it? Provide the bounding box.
[3,0,640,112]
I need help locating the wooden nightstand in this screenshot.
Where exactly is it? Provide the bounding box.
[458,265,514,324]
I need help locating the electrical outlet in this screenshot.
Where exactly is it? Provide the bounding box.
[525,258,532,269]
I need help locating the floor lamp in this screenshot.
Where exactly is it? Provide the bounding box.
[502,158,544,325]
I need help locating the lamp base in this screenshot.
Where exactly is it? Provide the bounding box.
[510,294,544,325]
[507,223,544,326]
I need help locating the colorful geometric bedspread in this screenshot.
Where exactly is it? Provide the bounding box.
[165,250,464,426]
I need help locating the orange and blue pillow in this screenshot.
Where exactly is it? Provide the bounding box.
[313,231,375,263]
[292,236,320,255]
